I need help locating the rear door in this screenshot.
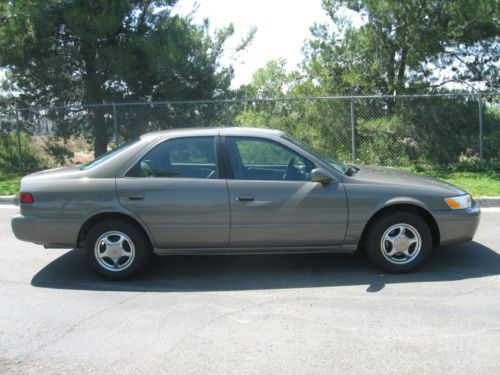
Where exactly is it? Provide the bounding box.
[116,136,230,249]
[223,136,348,248]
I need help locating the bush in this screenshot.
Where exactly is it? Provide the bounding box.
[44,140,75,165]
[411,161,500,173]
[0,133,48,172]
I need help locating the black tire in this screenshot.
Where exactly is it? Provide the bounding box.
[365,211,432,273]
[85,219,151,280]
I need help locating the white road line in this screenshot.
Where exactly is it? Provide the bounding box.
[0,205,19,209]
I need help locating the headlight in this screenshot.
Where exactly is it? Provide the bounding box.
[444,194,471,209]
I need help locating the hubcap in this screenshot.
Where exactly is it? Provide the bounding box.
[94,231,135,272]
[380,223,421,265]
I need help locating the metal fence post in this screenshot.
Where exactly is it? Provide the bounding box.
[477,95,483,163]
[112,103,119,146]
[225,101,230,127]
[15,108,24,172]
[350,97,356,163]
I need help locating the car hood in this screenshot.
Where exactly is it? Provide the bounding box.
[352,165,466,195]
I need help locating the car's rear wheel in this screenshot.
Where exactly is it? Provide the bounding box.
[85,220,150,280]
[365,211,432,273]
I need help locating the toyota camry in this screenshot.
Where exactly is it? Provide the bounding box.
[11,127,480,279]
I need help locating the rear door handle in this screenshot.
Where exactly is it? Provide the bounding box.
[128,195,144,201]
[236,194,255,202]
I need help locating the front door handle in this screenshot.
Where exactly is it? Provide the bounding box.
[236,194,255,202]
[128,195,144,201]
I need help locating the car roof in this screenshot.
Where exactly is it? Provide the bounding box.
[141,127,286,140]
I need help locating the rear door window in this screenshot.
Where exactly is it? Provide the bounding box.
[127,136,219,179]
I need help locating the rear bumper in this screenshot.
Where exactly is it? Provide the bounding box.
[11,213,80,248]
[11,213,36,243]
[432,206,481,246]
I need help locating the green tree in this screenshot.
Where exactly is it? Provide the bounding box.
[0,1,248,156]
[304,0,499,94]
[234,60,353,162]
[235,59,295,131]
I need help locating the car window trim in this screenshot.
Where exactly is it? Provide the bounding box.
[215,134,228,179]
[219,136,234,179]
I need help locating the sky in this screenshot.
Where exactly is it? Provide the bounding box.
[2,2,487,95]
[173,0,332,88]
[1,1,359,94]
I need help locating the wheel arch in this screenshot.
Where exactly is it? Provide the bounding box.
[358,203,440,249]
[77,212,154,250]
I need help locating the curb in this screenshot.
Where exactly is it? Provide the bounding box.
[0,195,19,206]
[1,195,500,208]
[475,197,500,208]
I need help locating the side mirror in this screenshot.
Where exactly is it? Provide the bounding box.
[310,167,336,184]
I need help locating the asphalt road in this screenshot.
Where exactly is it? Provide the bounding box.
[1,207,499,374]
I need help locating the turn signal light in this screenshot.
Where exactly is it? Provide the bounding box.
[444,194,471,210]
[20,192,34,204]
[445,197,460,208]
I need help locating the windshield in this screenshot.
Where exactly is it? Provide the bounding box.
[282,134,349,174]
[80,139,139,170]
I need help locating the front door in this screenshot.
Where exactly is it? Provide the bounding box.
[224,136,348,248]
[117,136,230,249]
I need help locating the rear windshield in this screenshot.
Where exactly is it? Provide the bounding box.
[80,140,139,170]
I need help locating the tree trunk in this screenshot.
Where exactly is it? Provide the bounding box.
[93,106,108,157]
[83,60,108,157]
[396,47,409,92]
[387,49,396,94]
[386,48,397,115]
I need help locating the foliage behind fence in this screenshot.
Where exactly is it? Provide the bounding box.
[0,93,498,172]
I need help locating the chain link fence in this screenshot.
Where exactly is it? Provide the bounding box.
[0,93,498,172]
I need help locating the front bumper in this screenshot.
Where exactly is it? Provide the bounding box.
[432,205,481,246]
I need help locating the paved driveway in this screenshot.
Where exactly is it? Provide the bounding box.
[1,206,499,374]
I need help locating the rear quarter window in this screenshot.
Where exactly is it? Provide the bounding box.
[81,140,140,170]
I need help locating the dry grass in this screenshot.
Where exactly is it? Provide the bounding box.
[29,135,95,166]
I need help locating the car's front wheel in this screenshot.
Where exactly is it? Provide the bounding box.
[365,211,432,273]
[85,219,150,280]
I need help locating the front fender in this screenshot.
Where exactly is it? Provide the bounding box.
[344,186,436,247]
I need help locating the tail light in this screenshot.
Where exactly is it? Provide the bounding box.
[20,192,34,204]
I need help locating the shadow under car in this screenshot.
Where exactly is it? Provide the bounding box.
[31,241,500,293]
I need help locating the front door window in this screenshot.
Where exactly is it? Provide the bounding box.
[226,137,314,181]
